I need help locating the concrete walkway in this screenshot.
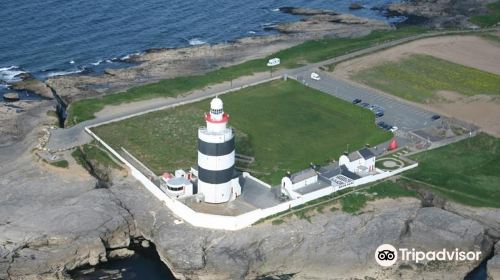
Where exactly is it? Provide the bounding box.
[46,28,494,151]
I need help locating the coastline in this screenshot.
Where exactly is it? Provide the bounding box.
[44,14,392,105]
[2,1,499,279]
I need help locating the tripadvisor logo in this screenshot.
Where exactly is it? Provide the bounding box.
[375,244,482,267]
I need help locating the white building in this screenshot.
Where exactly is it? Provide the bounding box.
[339,147,376,175]
[197,97,241,203]
[280,168,318,199]
[160,170,194,198]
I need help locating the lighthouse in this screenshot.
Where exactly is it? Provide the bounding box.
[197,97,241,203]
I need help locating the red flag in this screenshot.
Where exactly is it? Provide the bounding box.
[388,138,398,151]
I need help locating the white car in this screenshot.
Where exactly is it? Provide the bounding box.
[267,58,280,67]
[390,126,399,133]
[310,72,321,80]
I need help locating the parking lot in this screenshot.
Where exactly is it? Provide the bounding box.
[294,70,438,133]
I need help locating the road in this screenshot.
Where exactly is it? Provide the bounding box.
[46,28,490,151]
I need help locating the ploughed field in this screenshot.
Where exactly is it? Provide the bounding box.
[92,79,391,184]
[405,133,500,208]
[353,54,500,103]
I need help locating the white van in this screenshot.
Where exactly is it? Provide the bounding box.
[310,72,321,80]
[267,58,280,67]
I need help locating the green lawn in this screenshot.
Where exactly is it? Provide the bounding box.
[470,1,500,27]
[353,54,500,103]
[93,79,391,184]
[340,181,418,213]
[481,32,500,43]
[72,142,122,170]
[49,160,69,169]
[405,133,500,208]
[66,27,427,126]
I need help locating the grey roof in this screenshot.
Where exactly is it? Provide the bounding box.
[290,168,317,183]
[167,177,191,186]
[348,151,361,161]
[358,147,375,159]
[339,165,361,180]
[319,163,341,179]
[319,164,360,180]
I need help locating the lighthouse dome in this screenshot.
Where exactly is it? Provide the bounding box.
[210,97,223,110]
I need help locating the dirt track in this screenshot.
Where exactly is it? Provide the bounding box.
[333,35,500,137]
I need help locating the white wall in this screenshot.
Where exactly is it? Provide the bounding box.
[87,125,421,230]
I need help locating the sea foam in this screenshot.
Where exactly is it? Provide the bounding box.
[188,38,206,46]
[0,66,27,83]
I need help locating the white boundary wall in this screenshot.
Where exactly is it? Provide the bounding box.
[88,123,420,231]
[84,76,419,230]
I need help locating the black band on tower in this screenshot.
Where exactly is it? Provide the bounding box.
[198,166,234,184]
[198,138,235,156]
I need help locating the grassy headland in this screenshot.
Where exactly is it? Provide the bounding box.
[66,27,428,126]
[353,54,500,103]
[405,133,500,208]
[72,142,123,171]
[470,1,500,27]
[92,79,391,184]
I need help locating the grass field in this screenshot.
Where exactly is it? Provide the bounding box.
[481,32,500,43]
[48,159,69,168]
[340,180,418,213]
[353,54,500,103]
[264,180,418,224]
[72,142,122,170]
[405,133,500,208]
[470,1,500,27]
[93,79,391,184]
[66,27,427,126]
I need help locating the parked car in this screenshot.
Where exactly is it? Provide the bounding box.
[390,126,399,132]
[377,121,391,129]
[352,98,362,104]
[310,72,321,80]
[267,57,280,66]
[431,114,441,120]
[360,102,370,108]
[375,111,384,118]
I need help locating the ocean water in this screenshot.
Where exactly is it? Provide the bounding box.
[0,0,403,89]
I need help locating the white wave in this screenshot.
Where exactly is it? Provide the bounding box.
[69,60,75,64]
[105,59,113,63]
[44,69,84,78]
[120,52,142,61]
[271,8,280,12]
[248,30,256,34]
[189,38,206,46]
[91,60,103,66]
[261,22,275,27]
[0,66,27,83]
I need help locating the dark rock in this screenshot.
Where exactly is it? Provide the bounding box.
[3,92,20,102]
[279,6,339,16]
[11,78,54,99]
[349,3,364,10]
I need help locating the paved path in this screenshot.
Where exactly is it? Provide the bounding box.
[46,28,494,151]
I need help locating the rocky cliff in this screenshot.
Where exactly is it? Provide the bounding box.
[109,177,498,280]
[387,0,493,28]
[1,97,499,279]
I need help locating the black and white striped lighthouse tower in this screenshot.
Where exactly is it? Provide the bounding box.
[197,97,236,203]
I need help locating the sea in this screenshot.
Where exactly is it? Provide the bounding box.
[0,1,493,279]
[0,0,406,95]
